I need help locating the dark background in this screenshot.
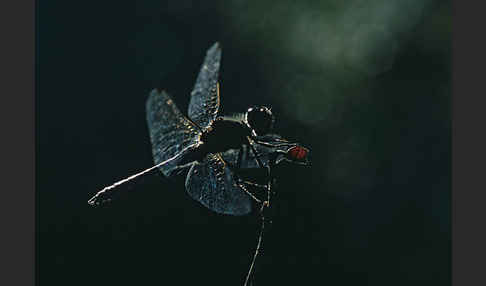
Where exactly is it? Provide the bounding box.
[37,1,451,285]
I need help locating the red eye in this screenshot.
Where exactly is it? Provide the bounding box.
[288,146,308,161]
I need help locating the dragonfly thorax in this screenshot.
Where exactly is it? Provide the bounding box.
[200,118,253,154]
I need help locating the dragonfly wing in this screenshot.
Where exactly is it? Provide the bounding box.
[188,42,221,130]
[185,153,252,216]
[146,89,201,177]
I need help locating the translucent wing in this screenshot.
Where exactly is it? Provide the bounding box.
[188,42,221,130]
[146,89,201,177]
[185,153,252,216]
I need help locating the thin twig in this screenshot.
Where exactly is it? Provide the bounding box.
[244,154,276,286]
[244,208,266,286]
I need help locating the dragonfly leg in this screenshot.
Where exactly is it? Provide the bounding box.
[246,137,284,211]
[237,182,262,204]
[237,179,272,211]
[219,153,265,207]
[246,137,268,171]
[239,180,269,191]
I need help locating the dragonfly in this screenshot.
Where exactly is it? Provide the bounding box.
[88,42,309,213]
[88,42,310,285]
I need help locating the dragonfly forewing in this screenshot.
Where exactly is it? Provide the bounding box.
[188,42,221,131]
[146,89,201,177]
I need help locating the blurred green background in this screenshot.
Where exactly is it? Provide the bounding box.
[37,0,450,285]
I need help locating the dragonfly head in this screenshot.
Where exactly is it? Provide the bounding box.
[245,106,275,136]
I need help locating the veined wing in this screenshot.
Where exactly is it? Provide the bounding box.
[185,153,252,216]
[188,42,221,131]
[146,89,201,177]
